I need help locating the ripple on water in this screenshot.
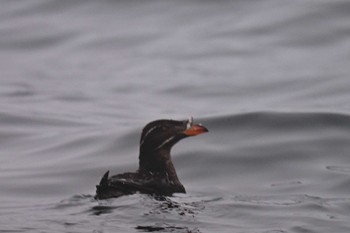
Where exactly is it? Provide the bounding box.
[326,165,350,174]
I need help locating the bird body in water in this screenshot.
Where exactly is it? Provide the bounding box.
[95,117,208,199]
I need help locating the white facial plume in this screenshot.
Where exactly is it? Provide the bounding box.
[186,116,193,129]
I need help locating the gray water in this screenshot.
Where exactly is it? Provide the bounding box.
[1,0,350,232]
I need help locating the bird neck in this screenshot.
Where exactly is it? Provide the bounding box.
[139,149,181,185]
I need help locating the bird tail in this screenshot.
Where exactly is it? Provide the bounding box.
[99,171,109,186]
[95,171,109,199]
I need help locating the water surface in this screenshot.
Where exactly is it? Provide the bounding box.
[1,1,350,232]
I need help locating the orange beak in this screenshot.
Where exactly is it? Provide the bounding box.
[183,124,209,136]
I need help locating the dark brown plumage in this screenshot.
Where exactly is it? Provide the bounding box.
[95,117,208,199]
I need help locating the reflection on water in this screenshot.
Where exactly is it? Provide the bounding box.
[136,225,201,233]
[137,196,203,233]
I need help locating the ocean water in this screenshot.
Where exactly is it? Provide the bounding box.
[1,0,350,232]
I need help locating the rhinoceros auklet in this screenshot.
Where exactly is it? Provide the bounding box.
[95,117,208,199]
